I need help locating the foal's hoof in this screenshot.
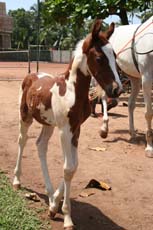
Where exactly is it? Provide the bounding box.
[145,151,153,158]
[64,226,75,230]
[99,130,108,139]
[48,210,56,219]
[13,183,21,190]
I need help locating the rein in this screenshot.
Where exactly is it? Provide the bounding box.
[116,20,153,73]
[87,66,94,78]
[134,33,153,55]
[116,21,153,57]
[87,67,104,101]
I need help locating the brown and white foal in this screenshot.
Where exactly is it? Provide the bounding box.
[13,20,122,229]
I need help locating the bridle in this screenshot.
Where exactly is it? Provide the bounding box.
[87,66,94,78]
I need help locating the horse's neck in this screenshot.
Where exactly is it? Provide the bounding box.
[67,68,91,124]
[67,49,88,81]
[66,64,91,97]
[75,69,91,96]
[65,54,91,98]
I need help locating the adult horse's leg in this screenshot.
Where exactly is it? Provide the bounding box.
[141,74,153,157]
[128,77,141,138]
[90,98,98,117]
[59,124,78,229]
[13,119,32,189]
[36,125,56,216]
[99,94,109,138]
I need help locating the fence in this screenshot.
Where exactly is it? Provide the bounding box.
[0,49,74,63]
[51,49,74,63]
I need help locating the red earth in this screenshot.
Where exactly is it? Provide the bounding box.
[0,62,153,230]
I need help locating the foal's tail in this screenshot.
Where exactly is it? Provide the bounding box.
[20,73,37,122]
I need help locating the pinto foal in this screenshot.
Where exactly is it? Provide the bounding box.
[13,20,123,229]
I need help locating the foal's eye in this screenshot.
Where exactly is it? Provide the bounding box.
[96,56,101,62]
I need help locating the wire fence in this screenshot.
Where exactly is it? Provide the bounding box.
[0,50,29,62]
[0,48,74,64]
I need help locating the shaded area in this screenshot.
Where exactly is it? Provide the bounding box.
[23,187,126,230]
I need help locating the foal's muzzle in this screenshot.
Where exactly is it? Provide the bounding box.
[106,82,124,98]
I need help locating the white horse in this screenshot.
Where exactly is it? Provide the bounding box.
[109,16,153,157]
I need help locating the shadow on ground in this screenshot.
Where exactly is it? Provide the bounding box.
[24,187,126,230]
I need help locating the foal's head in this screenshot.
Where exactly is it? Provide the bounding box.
[82,20,123,98]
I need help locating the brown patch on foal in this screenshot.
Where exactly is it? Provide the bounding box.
[20,74,66,124]
[20,73,68,125]
[56,76,67,96]
[68,69,91,147]
[27,76,54,111]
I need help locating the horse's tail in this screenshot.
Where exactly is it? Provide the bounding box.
[20,73,37,122]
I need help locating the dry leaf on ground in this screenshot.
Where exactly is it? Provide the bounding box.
[89,147,106,151]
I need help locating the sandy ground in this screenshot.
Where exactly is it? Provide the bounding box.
[0,62,153,230]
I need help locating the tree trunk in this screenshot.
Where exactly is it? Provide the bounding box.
[119,8,129,25]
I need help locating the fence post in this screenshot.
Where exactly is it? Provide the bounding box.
[28,44,31,73]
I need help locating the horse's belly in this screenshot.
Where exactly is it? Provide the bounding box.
[110,25,140,78]
[117,51,140,78]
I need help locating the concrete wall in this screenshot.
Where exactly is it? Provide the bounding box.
[0,2,13,49]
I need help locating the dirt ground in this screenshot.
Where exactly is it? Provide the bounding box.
[0,62,153,230]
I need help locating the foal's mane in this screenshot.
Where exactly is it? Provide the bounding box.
[64,38,87,80]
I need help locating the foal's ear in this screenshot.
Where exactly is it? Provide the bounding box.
[104,22,115,39]
[91,19,102,40]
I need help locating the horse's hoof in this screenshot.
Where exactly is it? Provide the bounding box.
[13,183,21,190]
[99,130,107,138]
[48,210,56,219]
[145,151,153,158]
[129,137,136,143]
[64,226,75,230]
[129,130,137,139]
[90,113,97,118]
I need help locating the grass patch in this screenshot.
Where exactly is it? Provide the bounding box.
[0,171,51,230]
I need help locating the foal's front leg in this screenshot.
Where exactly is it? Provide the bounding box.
[99,94,109,138]
[59,124,78,229]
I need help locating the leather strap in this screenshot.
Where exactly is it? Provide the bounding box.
[131,24,141,73]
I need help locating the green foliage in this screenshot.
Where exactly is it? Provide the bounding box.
[44,0,153,25]
[8,0,153,50]
[9,8,38,49]
[140,10,153,22]
[0,172,48,230]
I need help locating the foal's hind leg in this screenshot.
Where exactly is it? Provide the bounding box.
[13,119,32,189]
[36,125,56,216]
